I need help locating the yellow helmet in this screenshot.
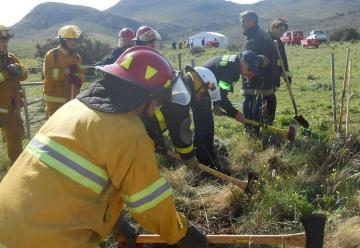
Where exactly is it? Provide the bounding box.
[57,25,81,39]
[0,25,13,39]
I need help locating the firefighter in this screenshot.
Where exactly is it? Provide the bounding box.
[142,66,221,170]
[0,46,207,248]
[134,26,162,49]
[0,25,28,162]
[194,51,259,169]
[43,25,84,117]
[96,28,135,66]
[240,11,275,131]
[268,18,291,124]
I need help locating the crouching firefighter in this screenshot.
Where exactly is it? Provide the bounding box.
[0,25,28,163]
[0,46,207,248]
[43,25,84,117]
[192,51,259,168]
[142,65,223,171]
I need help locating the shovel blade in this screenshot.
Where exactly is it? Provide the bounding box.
[294,115,309,128]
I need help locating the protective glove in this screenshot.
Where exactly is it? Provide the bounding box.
[6,63,21,77]
[177,222,208,248]
[69,64,81,74]
[234,111,246,123]
[113,214,140,248]
[154,135,168,155]
[184,157,199,170]
[68,74,82,88]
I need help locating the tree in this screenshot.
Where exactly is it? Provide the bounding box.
[34,35,112,65]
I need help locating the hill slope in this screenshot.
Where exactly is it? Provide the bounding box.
[12,2,141,42]
[106,0,360,41]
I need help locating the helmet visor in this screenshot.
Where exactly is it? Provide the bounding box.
[171,72,191,106]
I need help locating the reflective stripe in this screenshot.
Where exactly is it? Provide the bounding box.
[122,177,173,214]
[154,109,167,132]
[218,80,232,91]
[175,144,193,154]
[220,55,230,66]
[0,108,8,114]
[52,68,60,80]
[0,72,5,82]
[26,134,109,194]
[44,95,67,103]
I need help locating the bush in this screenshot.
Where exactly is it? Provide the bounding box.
[329,27,360,42]
[34,35,112,65]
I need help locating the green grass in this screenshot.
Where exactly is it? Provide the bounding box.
[1,41,360,246]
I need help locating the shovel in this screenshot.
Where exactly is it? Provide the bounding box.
[274,40,309,128]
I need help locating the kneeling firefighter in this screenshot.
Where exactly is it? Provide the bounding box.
[0,46,207,248]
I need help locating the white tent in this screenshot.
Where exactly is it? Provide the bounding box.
[188,31,229,48]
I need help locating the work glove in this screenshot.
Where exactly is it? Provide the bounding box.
[177,222,208,248]
[154,135,169,155]
[69,64,81,74]
[113,214,140,248]
[6,63,21,77]
[234,111,246,123]
[184,157,199,170]
[68,74,82,88]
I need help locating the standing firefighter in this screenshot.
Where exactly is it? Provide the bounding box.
[0,25,28,162]
[43,25,84,116]
[0,46,207,248]
[240,11,275,131]
[268,18,291,124]
[96,27,135,66]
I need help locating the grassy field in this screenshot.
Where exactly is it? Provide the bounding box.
[1,41,360,247]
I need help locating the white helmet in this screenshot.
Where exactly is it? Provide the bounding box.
[194,67,221,102]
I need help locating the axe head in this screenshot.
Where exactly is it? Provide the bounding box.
[287,125,296,142]
[301,214,327,248]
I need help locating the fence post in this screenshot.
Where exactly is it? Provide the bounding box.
[22,86,32,140]
[191,59,196,68]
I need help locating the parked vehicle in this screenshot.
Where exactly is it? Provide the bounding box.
[308,30,328,42]
[301,38,321,48]
[280,30,304,45]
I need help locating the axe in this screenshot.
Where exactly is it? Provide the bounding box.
[129,214,326,247]
[167,151,256,193]
[214,108,296,141]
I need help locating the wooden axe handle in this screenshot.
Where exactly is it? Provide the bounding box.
[135,233,306,246]
[167,151,247,189]
[244,119,290,139]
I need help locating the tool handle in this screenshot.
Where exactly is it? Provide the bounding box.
[167,151,247,189]
[273,40,298,116]
[135,233,306,246]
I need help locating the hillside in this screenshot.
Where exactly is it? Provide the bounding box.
[106,0,360,41]
[12,2,140,42]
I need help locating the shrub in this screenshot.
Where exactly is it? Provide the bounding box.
[329,28,360,42]
[34,35,112,65]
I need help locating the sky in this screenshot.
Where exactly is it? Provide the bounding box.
[0,0,261,27]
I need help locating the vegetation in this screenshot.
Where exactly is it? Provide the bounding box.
[34,35,112,65]
[329,27,360,42]
[1,41,360,247]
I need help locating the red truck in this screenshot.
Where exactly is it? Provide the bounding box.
[280,30,304,45]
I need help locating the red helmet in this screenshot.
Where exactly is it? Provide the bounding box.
[98,46,173,91]
[135,26,162,43]
[118,28,135,46]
